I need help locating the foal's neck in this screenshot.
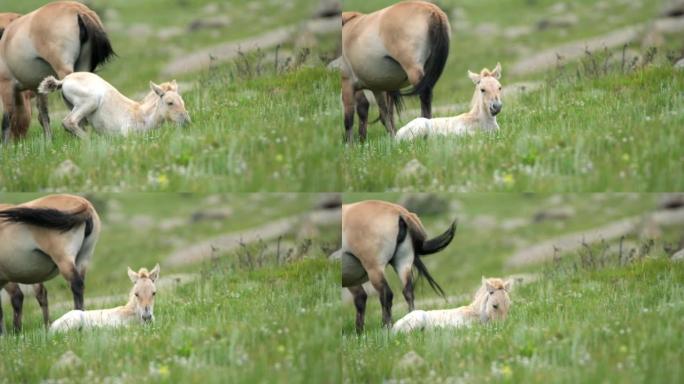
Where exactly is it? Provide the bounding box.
[132,95,163,131]
[466,90,497,129]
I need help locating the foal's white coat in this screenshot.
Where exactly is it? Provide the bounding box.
[38,72,190,138]
[396,64,503,141]
[392,277,511,334]
[50,264,159,332]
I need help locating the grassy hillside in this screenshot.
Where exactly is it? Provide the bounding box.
[0,193,341,383]
[0,0,342,192]
[341,193,684,382]
[341,0,684,192]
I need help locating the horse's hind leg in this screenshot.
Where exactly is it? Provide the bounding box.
[36,93,52,140]
[348,285,368,334]
[419,88,433,119]
[33,283,49,328]
[342,76,356,143]
[54,257,85,310]
[391,240,415,312]
[62,102,96,139]
[0,287,4,335]
[355,91,370,142]
[373,91,396,137]
[368,269,394,328]
[5,283,24,332]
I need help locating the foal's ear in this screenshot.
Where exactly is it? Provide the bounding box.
[150,81,164,97]
[468,70,481,84]
[491,63,502,80]
[504,279,513,292]
[127,267,139,283]
[149,263,161,282]
[170,80,178,92]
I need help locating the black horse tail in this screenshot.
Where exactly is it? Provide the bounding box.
[77,10,115,72]
[0,206,93,236]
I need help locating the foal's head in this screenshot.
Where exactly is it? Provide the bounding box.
[127,264,160,323]
[468,63,503,117]
[149,80,191,126]
[478,277,512,322]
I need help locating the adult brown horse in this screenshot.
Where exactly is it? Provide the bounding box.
[0,194,101,334]
[341,1,451,142]
[0,12,33,140]
[0,1,114,142]
[342,200,457,333]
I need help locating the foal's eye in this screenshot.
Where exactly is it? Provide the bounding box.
[167,101,174,106]
[499,87,502,91]
[489,291,494,295]
[135,293,139,297]
[480,89,485,93]
[153,292,156,296]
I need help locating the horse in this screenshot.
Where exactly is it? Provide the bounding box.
[0,1,114,142]
[0,12,35,140]
[2,282,49,333]
[38,74,190,137]
[342,200,457,333]
[0,194,101,335]
[396,64,503,141]
[341,1,451,142]
[392,277,512,333]
[50,265,159,332]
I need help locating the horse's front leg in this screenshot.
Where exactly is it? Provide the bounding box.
[355,91,370,142]
[33,283,50,328]
[368,269,393,328]
[4,283,24,332]
[62,102,95,139]
[0,284,5,335]
[348,285,368,334]
[342,76,356,143]
[36,93,52,140]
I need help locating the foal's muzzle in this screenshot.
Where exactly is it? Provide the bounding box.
[490,102,502,116]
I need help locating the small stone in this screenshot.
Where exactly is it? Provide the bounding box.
[52,159,81,179]
[674,58,684,70]
[50,351,83,377]
[672,249,684,261]
[395,159,429,187]
[394,351,425,374]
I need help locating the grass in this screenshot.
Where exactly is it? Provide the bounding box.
[343,257,684,383]
[341,0,684,192]
[341,193,684,383]
[0,193,341,383]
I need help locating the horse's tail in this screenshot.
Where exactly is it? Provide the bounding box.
[399,215,457,298]
[77,10,115,72]
[37,76,63,94]
[0,205,94,236]
[402,8,451,98]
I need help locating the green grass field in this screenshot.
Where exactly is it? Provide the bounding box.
[0,0,342,192]
[341,0,684,192]
[341,193,684,383]
[0,193,341,383]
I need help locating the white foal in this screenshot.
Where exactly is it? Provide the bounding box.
[396,63,503,141]
[392,277,512,334]
[50,264,160,332]
[37,73,190,138]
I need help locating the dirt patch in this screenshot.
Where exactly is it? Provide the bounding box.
[165,208,340,267]
[163,17,340,76]
[506,207,684,267]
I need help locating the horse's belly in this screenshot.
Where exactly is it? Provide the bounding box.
[341,252,368,287]
[0,249,58,283]
[8,57,56,90]
[351,57,409,91]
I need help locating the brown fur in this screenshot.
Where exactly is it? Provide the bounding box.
[341,1,451,142]
[0,194,101,335]
[342,200,456,333]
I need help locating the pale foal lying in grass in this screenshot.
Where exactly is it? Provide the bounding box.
[392,277,512,334]
[49,265,159,332]
[395,63,503,141]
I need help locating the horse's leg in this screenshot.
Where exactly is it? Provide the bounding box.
[373,91,395,137]
[391,244,415,313]
[0,286,4,335]
[368,269,393,328]
[5,283,24,332]
[36,93,52,140]
[0,84,17,143]
[54,257,85,310]
[62,102,95,139]
[385,93,397,136]
[33,283,49,328]
[419,88,433,119]
[342,76,356,143]
[348,285,368,334]
[355,91,369,143]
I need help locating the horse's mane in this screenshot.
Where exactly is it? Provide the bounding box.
[342,12,362,26]
[141,82,176,103]
[137,268,150,278]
